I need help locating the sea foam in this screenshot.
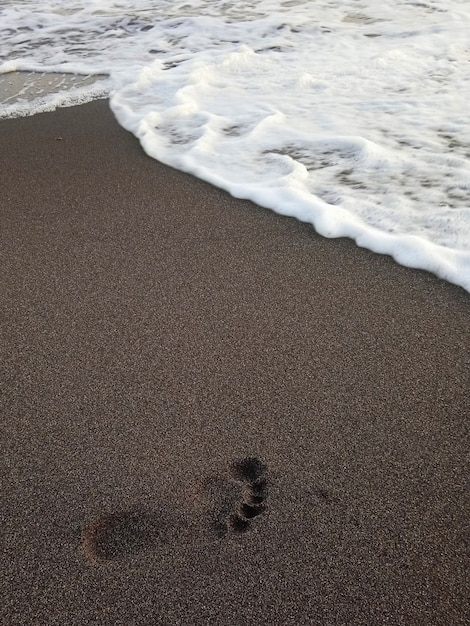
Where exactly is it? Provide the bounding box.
[1,0,469,291]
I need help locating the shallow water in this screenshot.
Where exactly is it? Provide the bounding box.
[1,0,469,291]
[0,71,108,113]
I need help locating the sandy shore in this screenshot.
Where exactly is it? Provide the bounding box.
[1,100,469,625]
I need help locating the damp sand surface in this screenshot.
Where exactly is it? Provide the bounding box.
[1,101,469,626]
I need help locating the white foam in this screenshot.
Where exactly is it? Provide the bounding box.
[1,0,469,291]
[0,71,109,118]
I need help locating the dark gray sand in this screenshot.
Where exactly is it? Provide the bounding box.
[1,100,469,625]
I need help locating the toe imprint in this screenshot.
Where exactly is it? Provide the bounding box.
[225,457,268,534]
[239,502,264,519]
[230,513,251,533]
[231,457,267,484]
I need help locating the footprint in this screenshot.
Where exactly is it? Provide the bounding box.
[82,510,159,564]
[81,505,186,564]
[82,457,269,562]
[227,457,268,534]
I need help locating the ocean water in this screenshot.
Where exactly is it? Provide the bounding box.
[2,1,470,292]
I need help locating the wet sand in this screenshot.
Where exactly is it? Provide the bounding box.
[1,100,469,625]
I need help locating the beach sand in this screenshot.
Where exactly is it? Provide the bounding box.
[1,100,469,625]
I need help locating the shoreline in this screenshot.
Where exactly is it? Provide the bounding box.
[1,100,469,625]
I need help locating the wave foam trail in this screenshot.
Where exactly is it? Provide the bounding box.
[1,0,470,291]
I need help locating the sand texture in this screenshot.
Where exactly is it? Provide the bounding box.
[1,101,469,625]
